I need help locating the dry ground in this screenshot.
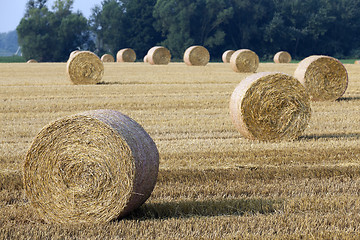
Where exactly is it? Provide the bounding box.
[1,62,360,239]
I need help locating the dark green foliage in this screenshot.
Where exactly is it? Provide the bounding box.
[17,0,91,62]
[15,0,360,61]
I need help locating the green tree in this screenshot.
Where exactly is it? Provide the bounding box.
[89,0,126,56]
[154,0,233,59]
[17,0,90,62]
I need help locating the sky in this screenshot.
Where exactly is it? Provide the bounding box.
[0,0,103,33]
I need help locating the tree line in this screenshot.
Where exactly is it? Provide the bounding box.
[17,0,360,62]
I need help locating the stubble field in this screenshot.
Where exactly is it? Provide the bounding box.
[1,61,360,239]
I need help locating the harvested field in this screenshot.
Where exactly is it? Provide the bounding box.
[1,62,360,238]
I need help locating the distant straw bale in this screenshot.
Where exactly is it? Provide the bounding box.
[23,109,159,224]
[354,60,360,64]
[116,48,136,62]
[144,55,148,63]
[274,51,292,63]
[230,72,311,141]
[230,49,259,73]
[222,50,235,63]
[147,46,171,65]
[66,51,104,85]
[101,54,115,62]
[294,55,348,101]
[183,46,210,66]
[27,59,38,63]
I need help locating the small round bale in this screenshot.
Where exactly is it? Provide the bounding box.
[116,48,136,62]
[222,50,235,63]
[23,109,159,224]
[183,46,210,66]
[230,49,259,73]
[229,72,311,141]
[294,55,348,101]
[147,46,171,65]
[66,51,104,85]
[101,54,115,62]
[27,59,38,63]
[274,51,292,63]
[143,55,148,63]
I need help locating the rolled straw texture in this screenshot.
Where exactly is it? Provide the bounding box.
[116,48,136,62]
[222,50,235,63]
[66,51,104,85]
[274,51,292,63]
[230,49,259,73]
[294,55,348,101]
[183,46,210,66]
[27,59,38,63]
[69,50,80,59]
[24,109,159,224]
[230,72,311,141]
[147,46,171,65]
[101,54,115,62]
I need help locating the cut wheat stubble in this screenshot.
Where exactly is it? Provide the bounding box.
[23,109,159,224]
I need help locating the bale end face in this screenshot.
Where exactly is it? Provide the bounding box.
[230,72,311,141]
[66,51,104,85]
[23,109,159,224]
[294,55,348,101]
[230,49,259,73]
[183,46,210,66]
[117,48,136,62]
[274,51,292,63]
[222,50,235,63]
[101,54,115,62]
[147,46,171,65]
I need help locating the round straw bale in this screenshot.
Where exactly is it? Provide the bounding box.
[23,109,159,224]
[143,55,148,63]
[101,54,115,62]
[183,46,210,66]
[274,51,292,63]
[116,48,136,62]
[66,51,104,85]
[69,50,80,59]
[147,46,171,65]
[222,50,235,63]
[294,55,348,101]
[230,49,259,73]
[230,72,311,141]
[27,59,38,63]
[354,60,360,64]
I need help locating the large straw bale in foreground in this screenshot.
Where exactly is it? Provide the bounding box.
[222,50,235,63]
[230,72,311,141]
[66,51,104,85]
[274,51,292,63]
[24,109,159,224]
[147,46,171,65]
[116,48,136,62]
[230,49,259,73]
[183,46,210,66]
[101,54,115,62]
[294,55,348,101]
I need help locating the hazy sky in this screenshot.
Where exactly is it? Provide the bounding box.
[0,0,103,33]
